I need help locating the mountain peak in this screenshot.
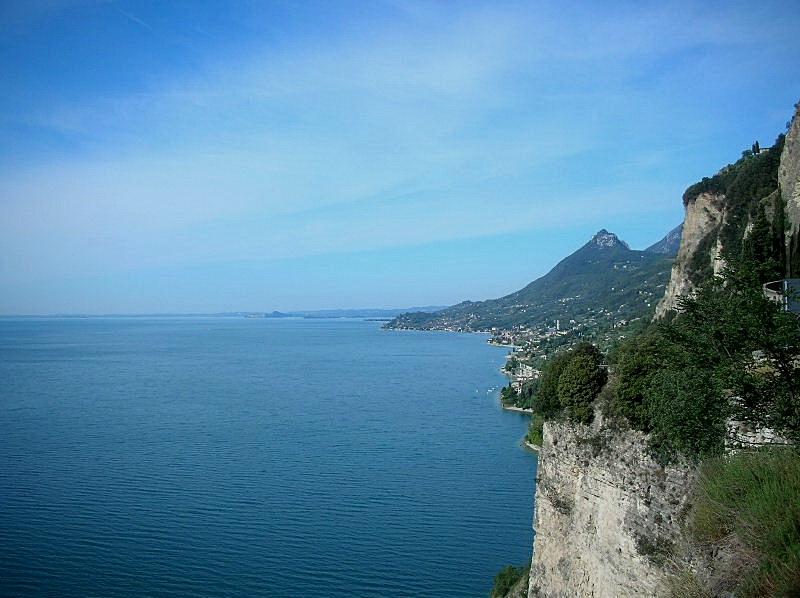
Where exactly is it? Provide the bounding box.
[645,224,683,256]
[591,229,629,249]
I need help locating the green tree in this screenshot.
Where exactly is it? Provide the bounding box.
[489,565,528,597]
[645,366,727,460]
[610,329,670,429]
[741,204,783,282]
[531,350,571,418]
[611,251,800,461]
[557,352,607,424]
[672,258,800,439]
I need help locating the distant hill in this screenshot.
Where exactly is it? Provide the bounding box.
[385,230,674,332]
[286,307,447,319]
[645,224,682,256]
[236,307,447,319]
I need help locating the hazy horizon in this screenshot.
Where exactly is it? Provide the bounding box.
[2,1,799,314]
[0,225,670,316]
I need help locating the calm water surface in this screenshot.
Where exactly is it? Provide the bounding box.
[0,318,536,597]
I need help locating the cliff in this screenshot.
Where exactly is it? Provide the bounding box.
[782,104,800,274]
[525,104,800,598]
[654,193,726,318]
[656,104,800,316]
[527,417,695,598]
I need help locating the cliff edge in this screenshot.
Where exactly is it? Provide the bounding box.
[655,103,800,317]
[527,416,695,598]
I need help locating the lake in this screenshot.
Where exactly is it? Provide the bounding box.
[0,317,536,597]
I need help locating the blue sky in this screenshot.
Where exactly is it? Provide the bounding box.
[1,0,799,314]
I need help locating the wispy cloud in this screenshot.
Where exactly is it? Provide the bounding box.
[114,6,156,35]
[1,0,799,311]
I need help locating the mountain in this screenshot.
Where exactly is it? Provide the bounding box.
[386,229,674,332]
[645,223,682,255]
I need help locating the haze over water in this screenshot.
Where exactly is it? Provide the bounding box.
[0,317,536,597]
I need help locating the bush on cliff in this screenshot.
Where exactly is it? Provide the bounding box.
[683,133,785,284]
[526,417,544,447]
[489,564,529,598]
[524,343,606,442]
[688,447,800,598]
[645,366,727,461]
[557,352,606,424]
[608,329,671,429]
[612,246,800,461]
[530,350,572,418]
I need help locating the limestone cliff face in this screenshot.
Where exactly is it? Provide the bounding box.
[656,104,800,316]
[654,191,725,317]
[528,417,695,598]
[782,104,800,274]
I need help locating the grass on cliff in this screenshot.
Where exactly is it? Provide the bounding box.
[689,447,800,597]
[489,565,529,598]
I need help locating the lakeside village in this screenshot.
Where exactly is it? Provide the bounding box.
[492,321,575,399]
[486,303,650,397]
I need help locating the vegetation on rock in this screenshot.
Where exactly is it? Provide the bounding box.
[557,350,606,425]
[681,133,786,285]
[608,248,800,462]
[489,564,529,598]
[686,448,800,597]
[521,342,607,440]
[386,230,673,333]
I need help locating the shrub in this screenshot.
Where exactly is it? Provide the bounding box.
[531,350,572,418]
[634,533,675,566]
[689,448,800,597]
[610,329,669,429]
[557,352,606,424]
[645,366,727,462]
[489,565,529,598]
[526,417,544,447]
[609,247,800,461]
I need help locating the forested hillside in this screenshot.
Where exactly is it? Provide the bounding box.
[387,229,675,334]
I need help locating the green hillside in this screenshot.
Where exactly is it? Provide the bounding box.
[386,230,674,333]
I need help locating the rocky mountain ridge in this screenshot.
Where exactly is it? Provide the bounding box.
[386,228,676,336]
[645,224,683,255]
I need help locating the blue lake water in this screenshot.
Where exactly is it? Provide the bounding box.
[0,317,536,597]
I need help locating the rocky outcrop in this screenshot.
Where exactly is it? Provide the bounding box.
[527,416,695,598]
[781,104,800,275]
[654,192,725,318]
[645,224,683,256]
[655,104,800,316]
